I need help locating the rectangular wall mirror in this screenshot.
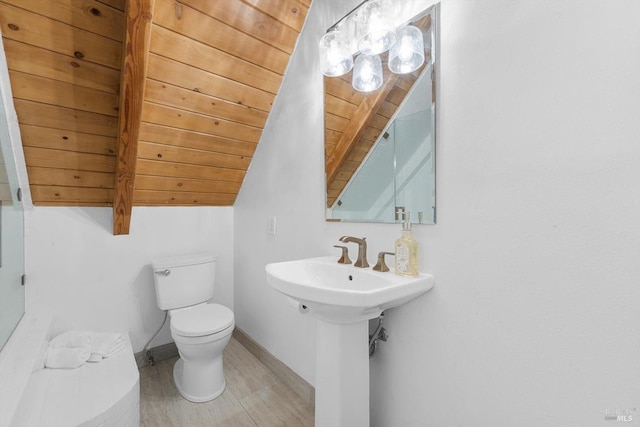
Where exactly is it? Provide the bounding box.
[324,3,437,224]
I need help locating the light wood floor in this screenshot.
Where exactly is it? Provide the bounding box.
[139,337,314,426]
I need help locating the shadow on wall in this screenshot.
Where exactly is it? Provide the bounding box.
[131,264,167,350]
[67,207,113,235]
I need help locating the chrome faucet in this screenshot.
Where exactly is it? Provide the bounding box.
[338,236,369,268]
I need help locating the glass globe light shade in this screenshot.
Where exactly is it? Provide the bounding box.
[389,25,424,74]
[352,54,383,92]
[319,30,354,77]
[357,0,396,55]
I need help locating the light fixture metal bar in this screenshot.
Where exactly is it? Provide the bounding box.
[326,0,370,33]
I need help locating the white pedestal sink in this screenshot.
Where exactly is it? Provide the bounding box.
[266,256,434,427]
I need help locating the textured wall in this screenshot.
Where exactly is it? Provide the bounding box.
[235,0,640,425]
[25,206,234,352]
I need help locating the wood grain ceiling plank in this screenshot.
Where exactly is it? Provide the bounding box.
[325,129,341,150]
[150,25,281,94]
[23,146,115,173]
[179,0,298,54]
[31,184,113,204]
[326,74,400,185]
[325,112,349,133]
[362,126,381,141]
[20,124,117,156]
[386,86,409,106]
[147,53,274,112]
[35,201,111,206]
[370,114,390,132]
[96,0,124,11]
[339,159,359,173]
[3,39,120,94]
[141,102,263,143]
[144,79,267,128]
[134,175,241,194]
[395,73,418,92]
[2,0,124,41]
[378,101,397,119]
[153,0,288,74]
[355,141,375,156]
[0,3,122,69]
[296,0,311,8]
[133,189,236,206]
[324,76,365,105]
[241,0,308,32]
[113,0,155,235]
[328,177,349,191]
[9,71,119,117]
[137,159,245,182]
[27,166,114,189]
[15,99,118,137]
[358,133,376,144]
[137,141,251,170]
[328,178,347,192]
[139,123,256,157]
[325,93,357,120]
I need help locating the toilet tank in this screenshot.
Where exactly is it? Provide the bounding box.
[152,253,217,311]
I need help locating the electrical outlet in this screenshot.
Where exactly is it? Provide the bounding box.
[268,216,277,236]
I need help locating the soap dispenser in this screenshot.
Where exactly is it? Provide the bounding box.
[395,211,419,277]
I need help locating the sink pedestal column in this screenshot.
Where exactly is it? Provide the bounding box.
[315,318,369,427]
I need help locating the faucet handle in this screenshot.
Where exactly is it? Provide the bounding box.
[373,251,395,272]
[333,245,352,265]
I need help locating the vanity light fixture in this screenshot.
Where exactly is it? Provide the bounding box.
[319,0,426,92]
[356,0,397,56]
[319,29,354,77]
[352,54,383,92]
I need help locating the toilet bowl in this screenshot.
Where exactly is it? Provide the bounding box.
[169,303,234,402]
[152,253,234,403]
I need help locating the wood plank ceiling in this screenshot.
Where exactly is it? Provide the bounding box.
[0,0,310,233]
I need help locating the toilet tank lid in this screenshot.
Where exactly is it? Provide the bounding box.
[152,253,216,270]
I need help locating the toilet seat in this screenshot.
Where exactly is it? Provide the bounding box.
[170,303,234,337]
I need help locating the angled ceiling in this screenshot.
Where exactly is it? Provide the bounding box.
[0,0,310,233]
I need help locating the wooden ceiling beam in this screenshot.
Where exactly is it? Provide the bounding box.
[326,73,400,186]
[113,0,155,235]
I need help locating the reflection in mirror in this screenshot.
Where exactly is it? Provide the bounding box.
[0,119,25,351]
[324,4,437,224]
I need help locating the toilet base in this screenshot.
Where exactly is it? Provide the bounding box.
[173,358,226,403]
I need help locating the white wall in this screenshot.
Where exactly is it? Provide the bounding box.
[25,206,234,352]
[234,0,640,425]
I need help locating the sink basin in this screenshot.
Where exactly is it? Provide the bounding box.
[266,256,434,322]
[266,255,434,426]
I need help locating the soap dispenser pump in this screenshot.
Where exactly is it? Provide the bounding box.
[394,211,419,277]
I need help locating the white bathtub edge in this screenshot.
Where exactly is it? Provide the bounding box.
[0,313,52,427]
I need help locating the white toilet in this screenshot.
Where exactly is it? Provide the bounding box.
[152,253,234,403]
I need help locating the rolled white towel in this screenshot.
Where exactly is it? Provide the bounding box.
[45,346,91,369]
[87,333,125,362]
[48,330,93,348]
